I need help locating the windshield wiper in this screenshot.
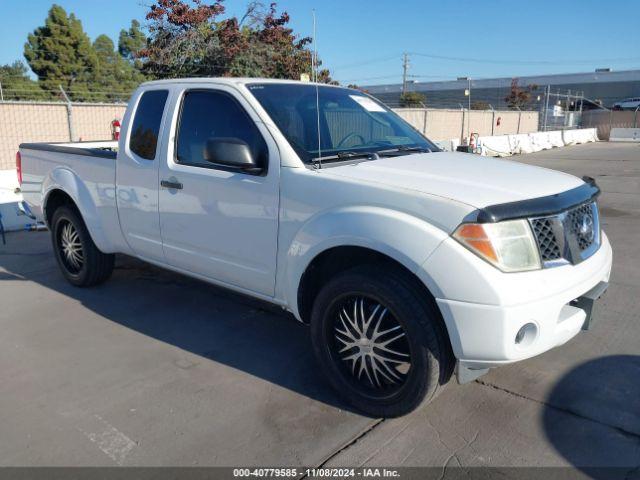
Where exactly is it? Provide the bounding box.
[378,146,432,156]
[311,146,431,164]
[312,151,379,163]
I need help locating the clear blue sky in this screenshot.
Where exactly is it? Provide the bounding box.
[2,0,639,85]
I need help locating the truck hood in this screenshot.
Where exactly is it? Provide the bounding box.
[321,152,584,208]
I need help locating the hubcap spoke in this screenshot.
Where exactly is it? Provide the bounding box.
[60,222,83,272]
[333,296,411,391]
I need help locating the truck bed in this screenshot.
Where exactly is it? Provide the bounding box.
[19,140,118,160]
[18,140,123,252]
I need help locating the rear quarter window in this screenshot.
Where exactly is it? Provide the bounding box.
[129,90,169,160]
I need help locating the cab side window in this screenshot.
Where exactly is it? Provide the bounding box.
[176,90,268,170]
[129,90,169,160]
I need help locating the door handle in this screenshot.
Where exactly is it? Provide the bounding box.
[160,180,183,190]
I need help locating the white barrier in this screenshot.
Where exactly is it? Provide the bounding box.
[562,128,599,145]
[547,131,565,148]
[477,135,513,157]
[609,128,640,142]
[477,128,598,157]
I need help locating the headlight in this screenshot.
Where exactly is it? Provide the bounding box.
[453,219,541,272]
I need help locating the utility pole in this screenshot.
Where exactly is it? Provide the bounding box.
[0,80,4,102]
[59,85,75,142]
[401,52,409,96]
[543,85,550,131]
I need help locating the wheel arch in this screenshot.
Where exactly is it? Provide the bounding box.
[43,189,77,226]
[42,177,111,252]
[298,246,405,323]
[296,245,446,330]
[282,206,450,320]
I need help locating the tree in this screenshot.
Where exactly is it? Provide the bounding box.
[317,68,338,85]
[24,4,98,100]
[139,0,331,81]
[399,91,426,107]
[504,78,538,109]
[346,84,370,94]
[92,34,146,102]
[471,100,491,110]
[139,0,226,78]
[118,20,147,69]
[0,61,48,100]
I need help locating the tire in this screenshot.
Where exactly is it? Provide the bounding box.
[310,265,453,417]
[51,205,114,287]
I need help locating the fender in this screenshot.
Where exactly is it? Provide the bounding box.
[43,167,118,253]
[280,205,450,320]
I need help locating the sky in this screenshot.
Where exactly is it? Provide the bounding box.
[1,0,639,86]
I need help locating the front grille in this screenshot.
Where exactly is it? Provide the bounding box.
[567,203,597,251]
[530,202,599,267]
[531,218,562,261]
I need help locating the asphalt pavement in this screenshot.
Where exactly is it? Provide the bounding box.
[0,142,638,473]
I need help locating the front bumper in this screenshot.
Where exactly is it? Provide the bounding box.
[421,232,612,381]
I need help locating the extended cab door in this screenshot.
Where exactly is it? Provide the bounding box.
[116,88,169,262]
[158,85,280,296]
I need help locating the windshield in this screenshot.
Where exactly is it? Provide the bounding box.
[247,83,439,163]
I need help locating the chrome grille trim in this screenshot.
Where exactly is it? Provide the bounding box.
[529,202,600,268]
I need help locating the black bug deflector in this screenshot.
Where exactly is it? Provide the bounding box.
[466,177,601,224]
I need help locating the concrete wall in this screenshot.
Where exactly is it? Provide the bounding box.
[0,102,126,170]
[394,108,539,141]
[0,101,538,170]
[582,110,639,141]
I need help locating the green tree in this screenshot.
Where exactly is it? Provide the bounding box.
[118,20,147,68]
[0,61,48,100]
[399,91,426,107]
[24,4,98,101]
[92,34,146,102]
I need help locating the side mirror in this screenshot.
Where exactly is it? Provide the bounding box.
[204,138,263,174]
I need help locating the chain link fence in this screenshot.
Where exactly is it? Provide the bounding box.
[0,100,126,170]
[582,109,640,140]
[369,82,609,134]
[1,82,619,170]
[393,107,538,144]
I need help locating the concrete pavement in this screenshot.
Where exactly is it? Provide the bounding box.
[0,142,638,472]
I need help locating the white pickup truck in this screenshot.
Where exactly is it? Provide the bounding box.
[18,78,612,417]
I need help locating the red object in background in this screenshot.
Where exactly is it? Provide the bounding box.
[16,151,22,185]
[469,133,479,151]
[111,119,121,140]
[496,116,502,126]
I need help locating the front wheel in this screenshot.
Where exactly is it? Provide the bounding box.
[51,205,114,287]
[310,265,453,417]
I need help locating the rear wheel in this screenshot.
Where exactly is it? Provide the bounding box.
[310,265,453,417]
[51,206,114,287]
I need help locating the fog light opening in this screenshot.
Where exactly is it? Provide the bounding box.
[515,323,537,347]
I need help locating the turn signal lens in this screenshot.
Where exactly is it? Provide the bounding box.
[453,219,541,272]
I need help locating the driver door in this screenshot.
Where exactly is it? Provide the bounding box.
[158,85,280,297]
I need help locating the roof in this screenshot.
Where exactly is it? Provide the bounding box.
[365,69,640,93]
[141,77,344,88]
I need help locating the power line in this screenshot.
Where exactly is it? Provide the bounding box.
[408,51,640,66]
[332,55,400,71]
[337,74,401,84]
[326,51,640,76]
